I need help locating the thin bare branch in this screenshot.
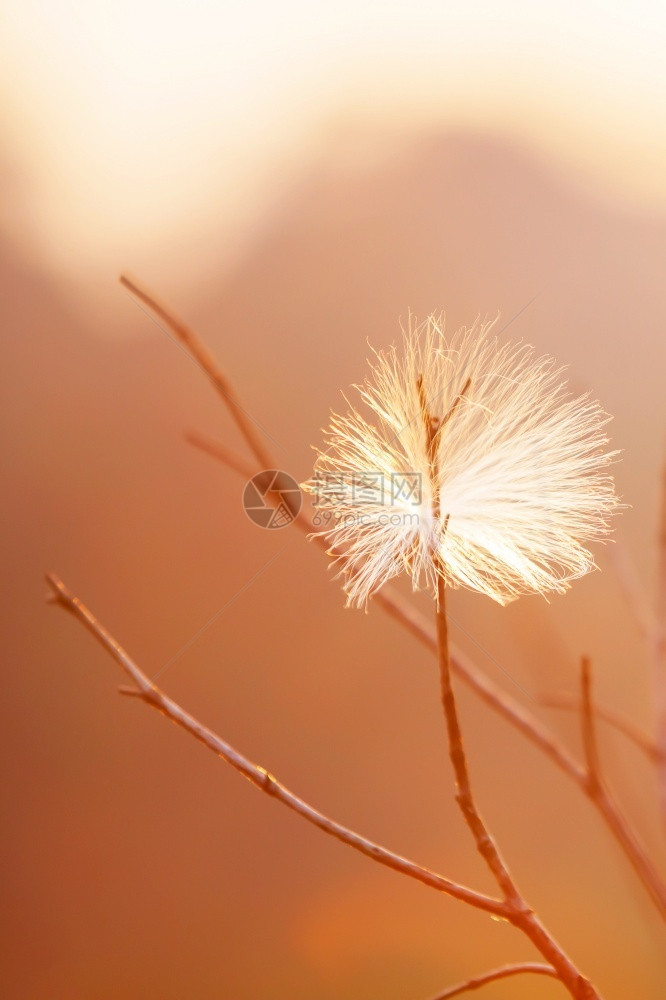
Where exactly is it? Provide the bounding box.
[45,572,507,918]
[580,657,601,792]
[120,275,275,470]
[185,428,256,480]
[188,426,666,920]
[426,962,557,999]
[433,623,598,993]
[568,655,666,925]
[608,497,666,825]
[540,691,661,764]
[436,579,521,903]
[607,538,659,643]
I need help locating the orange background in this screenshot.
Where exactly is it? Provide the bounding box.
[2,4,666,998]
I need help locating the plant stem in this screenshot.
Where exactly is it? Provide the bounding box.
[426,961,558,999]
[436,576,520,900]
[435,575,601,999]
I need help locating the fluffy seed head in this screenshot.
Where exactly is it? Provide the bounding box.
[302,315,620,608]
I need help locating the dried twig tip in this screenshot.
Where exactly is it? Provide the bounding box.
[45,572,68,608]
[118,685,144,698]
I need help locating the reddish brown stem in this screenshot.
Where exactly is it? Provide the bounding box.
[120,274,275,470]
[541,690,661,764]
[435,578,600,999]
[436,578,520,901]
[427,961,557,999]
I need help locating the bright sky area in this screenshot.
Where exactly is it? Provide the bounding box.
[1,1,665,279]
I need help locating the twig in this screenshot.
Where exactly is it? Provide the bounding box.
[435,581,521,903]
[184,429,255,480]
[540,691,662,764]
[608,483,666,826]
[120,275,275,471]
[44,572,507,918]
[188,426,666,920]
[580,657,601,792]
[426,962,558,999]
[607,538,659,643]
[570,655,666,932]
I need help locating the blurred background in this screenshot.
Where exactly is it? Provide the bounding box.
[2,1,666,997]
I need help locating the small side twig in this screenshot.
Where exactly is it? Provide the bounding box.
[436,579,521,903]
[580,656,601,793]
[184,429,254,480]
[608,468,666,826]
[44,572,506,918]
[570,656,663,928]
[540,691,662,764]
[607,537,659,644]
[426,962,558,999]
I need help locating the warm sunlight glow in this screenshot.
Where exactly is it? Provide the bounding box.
[1,1,666,279]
